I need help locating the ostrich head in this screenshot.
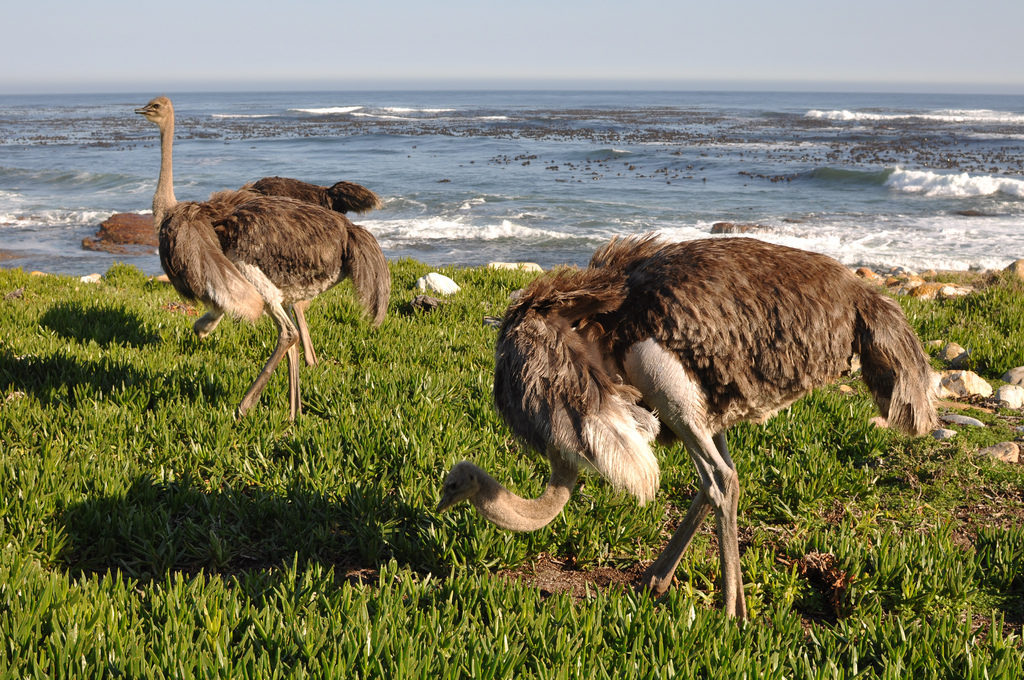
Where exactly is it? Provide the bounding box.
[436,461,483,512]
[135,96,174,126]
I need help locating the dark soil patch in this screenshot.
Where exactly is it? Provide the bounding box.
[499,554,648,599]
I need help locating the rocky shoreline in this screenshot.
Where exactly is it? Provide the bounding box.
[80,213,157,255]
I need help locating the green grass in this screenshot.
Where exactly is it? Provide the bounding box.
[0,262,1022,679]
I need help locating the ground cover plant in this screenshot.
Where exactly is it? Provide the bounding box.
[0,261,1022,678]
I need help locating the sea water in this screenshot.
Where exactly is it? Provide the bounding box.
[1,90,1022,276]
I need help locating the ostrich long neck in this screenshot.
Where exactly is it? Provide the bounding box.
[471,456,578,532]
[152,116,176,224]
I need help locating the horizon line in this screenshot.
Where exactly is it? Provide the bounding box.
[3,76,1024,97]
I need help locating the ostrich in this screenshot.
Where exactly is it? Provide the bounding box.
[245,176,383,215]
[135,96,390,420]
[437,235,937,618]
[241,176,384,366]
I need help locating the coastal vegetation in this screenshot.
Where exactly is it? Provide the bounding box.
[1,260,1022,678]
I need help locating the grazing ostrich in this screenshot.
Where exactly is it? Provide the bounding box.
[242,176,384,366]
[437,235,937,618]
[246,176,383,215]
[135,96,390,420]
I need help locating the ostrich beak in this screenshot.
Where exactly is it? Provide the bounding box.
[134,106,151,116]
[436,494,456,513]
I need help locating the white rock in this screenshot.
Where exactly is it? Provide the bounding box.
[416,272,461,296]
[940,370,993,399]
[995,384,1024,409]
[931,428,958,440]
[939,285,971,299]
[940,413,986,428]
[80,273,102,283]
[488,262,543,273]
[1001,367,1024,387]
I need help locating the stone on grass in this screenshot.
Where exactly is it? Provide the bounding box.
[416,272,461,296]
[938,284,972,299]
[939,370,993,399]
[931,428,958,441]
[910,283,972,300]
[411,295,443,311]
[977,442,1020,464]
[1005,259,1024,281]
[995,384,1024,410]
[1001,367,1024,387]
[937,342,969,368]
[940,413,986,428]
[482,316,502,328]
[908,282,946,300]
[79,273,102,284]
[855,267,884,283]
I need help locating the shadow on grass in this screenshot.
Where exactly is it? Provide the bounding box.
[0,348,152,407]
[0,349,231,409]
[40,301,160,348]
[59,474,446,583]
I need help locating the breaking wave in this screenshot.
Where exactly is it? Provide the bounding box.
[289,106,364,115]
[806,108,1024,125]
[885,167,1024,198]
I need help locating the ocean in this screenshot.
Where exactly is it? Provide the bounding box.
[1,90,1023,277]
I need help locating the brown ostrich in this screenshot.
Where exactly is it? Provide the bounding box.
[135,96,390,420]
[241,176,384,366]
[246,176,383,215]
[437,235,936,618]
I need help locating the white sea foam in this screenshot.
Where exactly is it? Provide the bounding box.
[885,167,1024,198]
[806,108,1024,125]
[363,216,565,244]
[459,197,487,211]
[381,107,456,114]
[673,214,1021,272]
[289,106,363,115]
[0,208,114,228]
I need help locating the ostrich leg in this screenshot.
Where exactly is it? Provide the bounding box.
[286,341,301,420]
[236,303,300,420]
[642,488,711,596]
[642,433,735,596]
[625,339,748,618]
[292,299,318,366]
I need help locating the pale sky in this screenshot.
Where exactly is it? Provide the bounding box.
[4,0,1023,94]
